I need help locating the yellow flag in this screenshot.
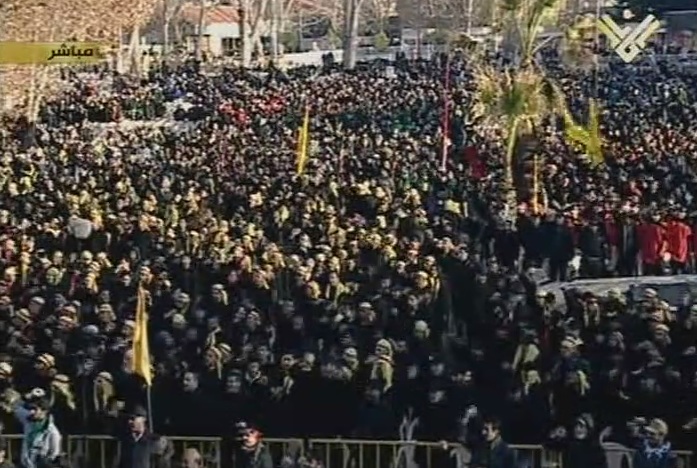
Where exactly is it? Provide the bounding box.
[296,106,310,175]
[562,99,604,166]
[132,286,152,386]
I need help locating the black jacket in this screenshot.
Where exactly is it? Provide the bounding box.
[470,438,517,468]
[560,439,608,468]
[117,431,158,468]
[239,444,273,468]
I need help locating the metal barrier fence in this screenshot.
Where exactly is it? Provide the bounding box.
[0,434,692,468]
[289,439,561,468]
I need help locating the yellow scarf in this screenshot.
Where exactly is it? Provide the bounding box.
[523,370,541,396]
[93,373,114,412]
[512,343,540,372]
[324,282,346,305]
[577,370,590,396]
[51,378,76,410]
[370,357,394,392]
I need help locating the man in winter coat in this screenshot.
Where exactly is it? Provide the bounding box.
[237,423,273,468]
[469,417,516,468]
[13,389,61,468]
[547,414,607,468]
[115,406,159,468]
[632,419,677,468]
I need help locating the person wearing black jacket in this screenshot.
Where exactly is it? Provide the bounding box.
[115,406,158,468]
[469,417,517,468]
[579,222,606,278]
[236,423,273,468]
[546,414,608,468]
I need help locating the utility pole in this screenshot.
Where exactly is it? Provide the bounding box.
[297,8,303,52]
[416,0,422,58]
[466,0,473,34]
[270,0,279,60]
[238,0,248,65]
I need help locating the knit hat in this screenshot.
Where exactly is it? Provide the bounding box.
[575,413,595,431]
[375,339,393,357]
[646,418,669,436]
[644,288,658,299]
[130,405,148,419]
[36,353,55,368]
[51,374,76,410]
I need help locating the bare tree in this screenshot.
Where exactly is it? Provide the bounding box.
[270,0,281,58]
[321,0,346,32]
[194,0,209,60]
[362,0,396,29]
[108,0,159,73]
[0,0,82,127]
[0,0,159,128]
[239,0,270,66]
[162,0,186,55]
[397,0,493,37]
[342,0,366,68]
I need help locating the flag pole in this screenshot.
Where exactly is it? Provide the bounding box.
[532,154,539,214]
[440,51,452,172]
[132,273,154,431]
[147,386,154,432]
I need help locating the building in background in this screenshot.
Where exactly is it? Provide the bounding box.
[179,4,245,56]
[662,10,697,50]
[173,0,343,56]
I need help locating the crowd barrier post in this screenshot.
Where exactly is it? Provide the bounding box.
[65,434,222,468]
[304,439,559,468]
[2,434,23,463]
[264,437,305,465]
[602,447,693,468]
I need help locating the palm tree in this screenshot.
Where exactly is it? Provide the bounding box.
[557,14,606,167]
[471,0,560,219]
[473,65,555,217]
[500,0,559,67]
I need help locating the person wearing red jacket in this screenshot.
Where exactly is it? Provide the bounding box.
[665,210,692,274]
[637,214,667,276]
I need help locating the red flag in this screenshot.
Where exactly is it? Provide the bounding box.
[464,146,486,180]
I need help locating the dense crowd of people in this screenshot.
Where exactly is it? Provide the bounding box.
[0,50,696,468]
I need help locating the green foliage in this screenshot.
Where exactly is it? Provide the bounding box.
[280,31,299,53]
[424,29,451,45]
[374,31,390,51]
[562,98,604,166]
[472,0,570,214]
[327,26,342,49]
[560,15,597,69]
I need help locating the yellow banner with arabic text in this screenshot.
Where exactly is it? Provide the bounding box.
[0,42,106,65]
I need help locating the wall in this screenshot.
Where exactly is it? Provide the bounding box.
[281,45,445,67]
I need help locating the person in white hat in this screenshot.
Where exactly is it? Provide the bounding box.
[632,418,676,468]
[13,388,62,468]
